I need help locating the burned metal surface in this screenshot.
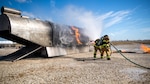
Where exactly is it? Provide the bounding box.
[0,6,90,60]
[52,24,89,47]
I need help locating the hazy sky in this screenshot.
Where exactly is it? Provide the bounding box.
[0,0,150,40]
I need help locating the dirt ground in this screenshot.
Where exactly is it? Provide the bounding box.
[0,48,150,84]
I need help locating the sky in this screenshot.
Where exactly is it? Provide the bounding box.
[0,0,150,41]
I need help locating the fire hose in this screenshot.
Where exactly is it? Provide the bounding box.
[110,42,150,70]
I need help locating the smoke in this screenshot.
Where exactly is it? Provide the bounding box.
[54,5,103,40]
[52,5,131,40]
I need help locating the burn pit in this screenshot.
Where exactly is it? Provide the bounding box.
[140,44,150,53]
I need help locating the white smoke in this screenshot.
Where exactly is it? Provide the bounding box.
[53,5,103,40]
[52,5,131,40]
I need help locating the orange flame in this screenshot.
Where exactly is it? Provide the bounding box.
[71,26,82,44]
[140,44,150,53]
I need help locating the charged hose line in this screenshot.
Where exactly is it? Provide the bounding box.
[110,42,150,70]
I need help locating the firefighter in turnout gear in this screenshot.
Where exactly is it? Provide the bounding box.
[93,39,101,58]
[101,35,111,60]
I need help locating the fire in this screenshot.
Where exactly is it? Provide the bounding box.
[140,44,150,53]
[71,26,82,44]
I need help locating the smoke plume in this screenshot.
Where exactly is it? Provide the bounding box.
[54,5,103,40]
[52,5,131,40]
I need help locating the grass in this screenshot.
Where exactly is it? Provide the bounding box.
[111,40,150,45]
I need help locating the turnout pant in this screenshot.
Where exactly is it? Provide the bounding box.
[101,44,110,60]
[94,45,101,58]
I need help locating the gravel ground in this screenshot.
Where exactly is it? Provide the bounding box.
[0,48,150,84]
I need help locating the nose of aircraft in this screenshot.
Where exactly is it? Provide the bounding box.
[0,14,10,32]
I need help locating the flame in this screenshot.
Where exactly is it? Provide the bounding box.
[71,26,82,44]
[140,44,150,53]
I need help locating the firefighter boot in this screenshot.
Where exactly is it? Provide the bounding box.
[94,54,96,58]
[101,54,103,59]
[107,56,111,60]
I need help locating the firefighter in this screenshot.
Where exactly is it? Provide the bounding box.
[100,35,111,60]
[93,38,101,58]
